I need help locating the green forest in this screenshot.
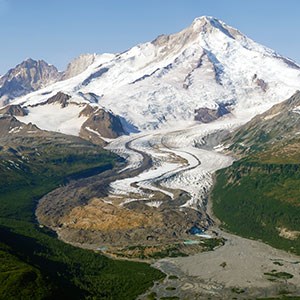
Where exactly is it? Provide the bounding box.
[212,156,300,255]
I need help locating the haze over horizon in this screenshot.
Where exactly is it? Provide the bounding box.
[1,0,300,73]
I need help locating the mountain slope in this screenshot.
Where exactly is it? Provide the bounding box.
[9,16,300,133]
[212,91,300,255]
[0,58,61,106]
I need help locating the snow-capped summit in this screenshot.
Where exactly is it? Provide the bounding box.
[191,16,237,35]
[6,16,300,134]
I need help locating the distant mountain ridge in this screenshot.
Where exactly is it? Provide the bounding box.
[0,54,99,106]
[0,58,62,106]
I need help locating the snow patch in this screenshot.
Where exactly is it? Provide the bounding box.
[292,106,300,115]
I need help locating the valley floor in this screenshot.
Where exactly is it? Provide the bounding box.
[144,229,300,299]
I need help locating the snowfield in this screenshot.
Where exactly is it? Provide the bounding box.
[17,103,88,136]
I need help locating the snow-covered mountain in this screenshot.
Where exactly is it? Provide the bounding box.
[0,58,62,106]
[5,16,300,135]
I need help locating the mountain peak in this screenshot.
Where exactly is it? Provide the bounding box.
[25,58,54,66]
[20,58,51,69]
[190,16,240,40]
[191,15,220,29]
[21,57,38,68]
[24,57,36,63]
[0,58,61,106]
[192,15,219,24]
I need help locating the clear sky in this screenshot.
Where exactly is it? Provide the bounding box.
[1,0,300,73]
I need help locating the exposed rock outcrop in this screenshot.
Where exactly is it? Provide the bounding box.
[194,104,230,123]
[0,104,28,116]
[0,114,38,136]
[43,91,71,108]
[80,107,126,142]
[252,73,268,92]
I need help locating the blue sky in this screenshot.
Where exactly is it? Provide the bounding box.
[1,0,300,73]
